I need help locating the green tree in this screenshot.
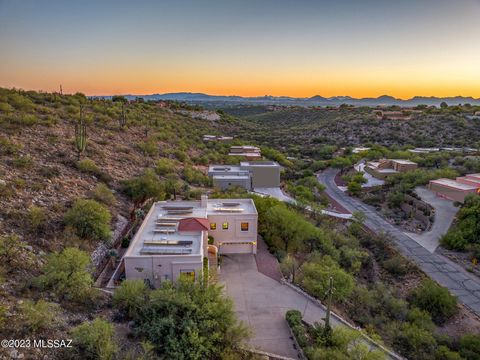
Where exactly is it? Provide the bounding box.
[37,247,93,302]
[0,234,34,272]
[410,279,458,325]
[392,322,437,360]
[331,157,353,173]
[121,169,165,207]
[280,254,300,282]
[113,280,148,319]
[347,181,362,196]
[72,318,117,360]
[459,333,480,360]
[301,255,354,302]
[64,199,112,241]
[447,195,480,249]
[134,280,249,359]
[20,300,59,332]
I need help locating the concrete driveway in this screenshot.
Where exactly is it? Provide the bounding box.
[405,187,459,253]
[220,254,338,359]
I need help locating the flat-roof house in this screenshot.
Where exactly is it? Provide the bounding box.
[373,110,412,120]
[208,161,281,190]
[229,145,262,160]
[364,159,418,179]
[203,135,234,142]
[122,196,258,287]
[429,178,480,203]
[207,165,252,190]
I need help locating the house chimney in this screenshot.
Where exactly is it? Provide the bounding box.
[201,194,208,208]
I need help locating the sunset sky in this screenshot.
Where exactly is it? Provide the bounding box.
[1,0,480,98]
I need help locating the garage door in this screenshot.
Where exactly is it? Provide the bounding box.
[219,242,253,254]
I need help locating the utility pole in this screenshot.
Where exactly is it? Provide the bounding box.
[324,276,334,340]
[60,84,63,95]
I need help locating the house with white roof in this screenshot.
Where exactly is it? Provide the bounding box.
[119,195,258,287]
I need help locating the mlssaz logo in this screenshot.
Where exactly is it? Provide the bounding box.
[33,339,73,348]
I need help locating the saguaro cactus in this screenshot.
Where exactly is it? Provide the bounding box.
[75,105,87,159]
[119,102,127,128]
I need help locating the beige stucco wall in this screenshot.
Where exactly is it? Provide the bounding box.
[429,182,476,203]
[207,213,258,254]
[248,165,280,188]
[124,254,203,287]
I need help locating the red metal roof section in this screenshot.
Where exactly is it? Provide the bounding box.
[178,217,209,232]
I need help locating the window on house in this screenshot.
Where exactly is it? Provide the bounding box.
[210,223,217,230]
[241,222,249,231]
[222,222,229,230]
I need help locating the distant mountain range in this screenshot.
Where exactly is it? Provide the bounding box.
[96,92,480,107]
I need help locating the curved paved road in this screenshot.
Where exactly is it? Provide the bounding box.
[318,168,480,316]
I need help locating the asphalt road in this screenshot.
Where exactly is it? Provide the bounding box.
[318,168,480,316]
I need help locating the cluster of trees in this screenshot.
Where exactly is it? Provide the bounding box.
[109,279,249,359]
[256,192,474,360]
[286,310,384,360]
[441,195,480,252]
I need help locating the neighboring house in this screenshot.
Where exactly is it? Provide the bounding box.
[364,159,418,179]
[208,161,281,190]
[466,111,480,120]
[351,147,370,154]
[373,110,413,120]
[429,175,480,203]
[229,145,262,160]
[207,165,252,190]
[203,134,234,142]
[121,195,258,287]
[408,148,440,154]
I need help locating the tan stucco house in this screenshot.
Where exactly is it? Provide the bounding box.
[120,196,258,287]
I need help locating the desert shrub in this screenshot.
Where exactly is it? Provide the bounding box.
[0,137,20,155]
[28,205,47,232]
[64,199,112,241]
[0,234,34,272]
[382,255,409,276]
[409,279,457,324]
[0,102,14,113]
[134,280,249,359]
[137,139,157,156]
[77,158,100,174]
[441,195,480,251]
[441,228,468,250]
[93,183,116,205]
[8,93,35,111]
[16,114,38,126]
[155,158,176,175]
[392,322,437,360]
[71,318,117,360]
[407,307,435,332]
[20,299,59,333]
[113,280,148,319]
[37,247,93,302]
[459,333,480,360]
[183,166,210,186]
[11,155,33,169]
[121,169,165,206]
[39,165,60,178]
[285,310,308,348]
[301,255,354,303]
[435,346,463,360]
